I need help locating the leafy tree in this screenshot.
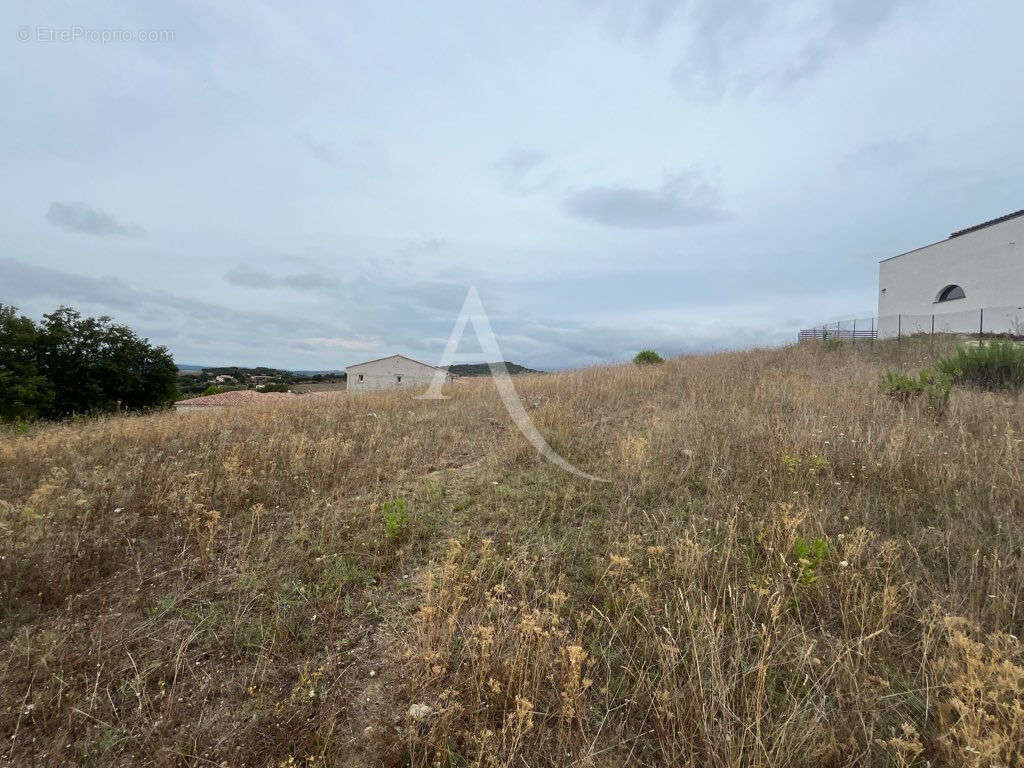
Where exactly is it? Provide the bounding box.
[0,305,178,422]
[0,304,54,421]
[633,349,664,365]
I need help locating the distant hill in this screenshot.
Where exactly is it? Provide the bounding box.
[446,362,540,377]
[177,364,344,376]
[291,369,346,377]
[175,362,536,380]
[174,364,345,397]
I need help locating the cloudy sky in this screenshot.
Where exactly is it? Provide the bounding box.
[2,1,1022,369]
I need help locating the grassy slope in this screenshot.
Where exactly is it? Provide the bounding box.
[446,362,540,376]
[2,340,1023,767]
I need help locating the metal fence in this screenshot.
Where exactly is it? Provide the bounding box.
[799,304,1024,343]
[798,322,877,342]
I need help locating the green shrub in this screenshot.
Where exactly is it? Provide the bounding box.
[881,369,950,410]
[792,537,828,586]
[935,341,1024,390]
[382,499,409,542]
[199,385,243,397]
[633,350,664,365]
[881,371,925,400]
[780,451,828,478]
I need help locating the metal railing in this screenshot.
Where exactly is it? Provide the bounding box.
[798,325,876,342]
[799,305,1024,343]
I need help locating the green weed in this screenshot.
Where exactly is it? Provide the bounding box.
[383,498,409,543]
[881,369,950,411]
[792,537,828,586]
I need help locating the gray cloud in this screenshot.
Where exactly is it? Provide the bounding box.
[637,0,684,38]
[302,134,341,165]
[673,1,774,98]
[495,148,546,176]
[780,0,913,86]
[225,265,339,291]
[46,202,145,237]
[563,171,729,229]
[607,0,919,98]
[831,0,910,47]
[0,255,872,370]
[494,148,553,194]
[1,258,336,334]
[584,0,685,40]
[0,257,348,362]
[3,0,1016,371]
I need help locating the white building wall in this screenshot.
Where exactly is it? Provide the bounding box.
[877,215,1024,338]
[346,355,448,392]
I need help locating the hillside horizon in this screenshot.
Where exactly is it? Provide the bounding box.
[177,360,543,376]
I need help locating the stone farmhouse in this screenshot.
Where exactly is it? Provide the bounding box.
[345,354,450,392]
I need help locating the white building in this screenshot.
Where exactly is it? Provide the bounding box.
[345,354,450,392]
[877,210,1024,338]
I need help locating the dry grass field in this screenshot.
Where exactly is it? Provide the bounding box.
[2,339,1023,767]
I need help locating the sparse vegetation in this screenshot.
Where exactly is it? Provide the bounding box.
[881,340,1024,412]
[2,342,1023,766]
[881,368,951,411]
[935,340,1024,390]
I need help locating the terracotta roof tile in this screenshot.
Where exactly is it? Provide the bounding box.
[175,390,298,408]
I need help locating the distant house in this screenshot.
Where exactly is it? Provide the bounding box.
[345,354,450,392]
[214,374,237,384]
[878,210,1024,338]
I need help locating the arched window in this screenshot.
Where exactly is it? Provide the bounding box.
[936,284,965,302]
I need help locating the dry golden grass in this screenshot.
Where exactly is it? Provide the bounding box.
[2,339,1023,767]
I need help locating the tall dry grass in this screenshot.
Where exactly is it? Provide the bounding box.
[2,339,1023,766]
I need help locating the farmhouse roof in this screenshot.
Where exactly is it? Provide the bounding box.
[344,353,447,372]
[175,390,297,407]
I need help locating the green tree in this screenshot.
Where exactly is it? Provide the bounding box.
[633,349,664,365]
[0,305,178,421]
[0,304,54,421]
[33,307,108,416]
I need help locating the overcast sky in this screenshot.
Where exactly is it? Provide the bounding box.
[2,1,1022,370]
